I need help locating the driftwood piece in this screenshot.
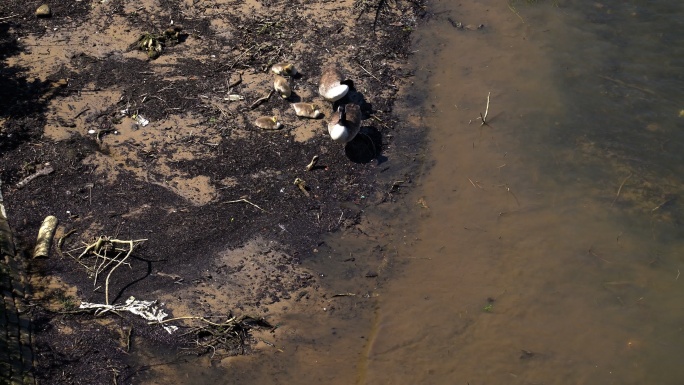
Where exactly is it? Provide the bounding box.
[67,236,147,305]
[16,165,54,189]
[33,215,58,258]
[250,90,274,110]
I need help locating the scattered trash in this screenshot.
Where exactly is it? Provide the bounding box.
[115,108,150,127]
[132,113,150,127]
[33,215,58,258]
[305,155,319,171]
[132,26,183,59]
[80,296,179,334]
[35,4,51,17]
[224,94,245,102]
[293,177,310,197]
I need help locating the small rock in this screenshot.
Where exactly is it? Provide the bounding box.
[35,4,51,18]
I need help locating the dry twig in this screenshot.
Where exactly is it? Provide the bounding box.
[16,165,54,189]
[480,91,491,126]
[222,198,268,212]
[67,236,147,305]
[250,90,275,110]
[611,173,631,207]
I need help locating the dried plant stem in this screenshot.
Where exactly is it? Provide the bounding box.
[250,90,274,110]
[358,63,382,83]
[68,236,147,305]
[104,239,143,305]
[223,198,268,212]
[611,173,631,207]
[507,2,524,23]
[155,315,236,326]
[480,91,491,126]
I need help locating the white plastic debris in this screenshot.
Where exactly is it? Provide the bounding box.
[224,94,244,102]
[132,114,150,127]
[80,296,178,334]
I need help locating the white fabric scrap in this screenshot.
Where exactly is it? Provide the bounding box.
[80,296,178,334]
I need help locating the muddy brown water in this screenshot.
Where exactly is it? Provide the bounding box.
[362,1,684,384]
[136,1,684,383]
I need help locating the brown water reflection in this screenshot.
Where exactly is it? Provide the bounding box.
[363,1,684,384]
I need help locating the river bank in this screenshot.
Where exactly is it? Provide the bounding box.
[0,0,427,383]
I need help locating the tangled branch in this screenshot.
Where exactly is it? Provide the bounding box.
[66,236,147,305]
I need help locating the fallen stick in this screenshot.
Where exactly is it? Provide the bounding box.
[611,173,631,207]
[16,165,54,189]
[103,239,146,306]
[332,293,357,297]
[222,198,268,212]
[155,315,236,326]
[69,236,146,305]
[250,90,275,110]
[599,75,656,96]
[480,91,491,126]
[652,198,674,212]
[228,72,243,89]
[358,63,381,83]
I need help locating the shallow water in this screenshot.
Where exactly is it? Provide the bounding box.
[137,1,684,383]
[362,1,684,384]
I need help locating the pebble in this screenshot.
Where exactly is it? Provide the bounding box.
[35,4,51,18]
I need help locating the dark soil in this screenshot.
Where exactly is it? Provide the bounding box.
[0,0,428,383]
